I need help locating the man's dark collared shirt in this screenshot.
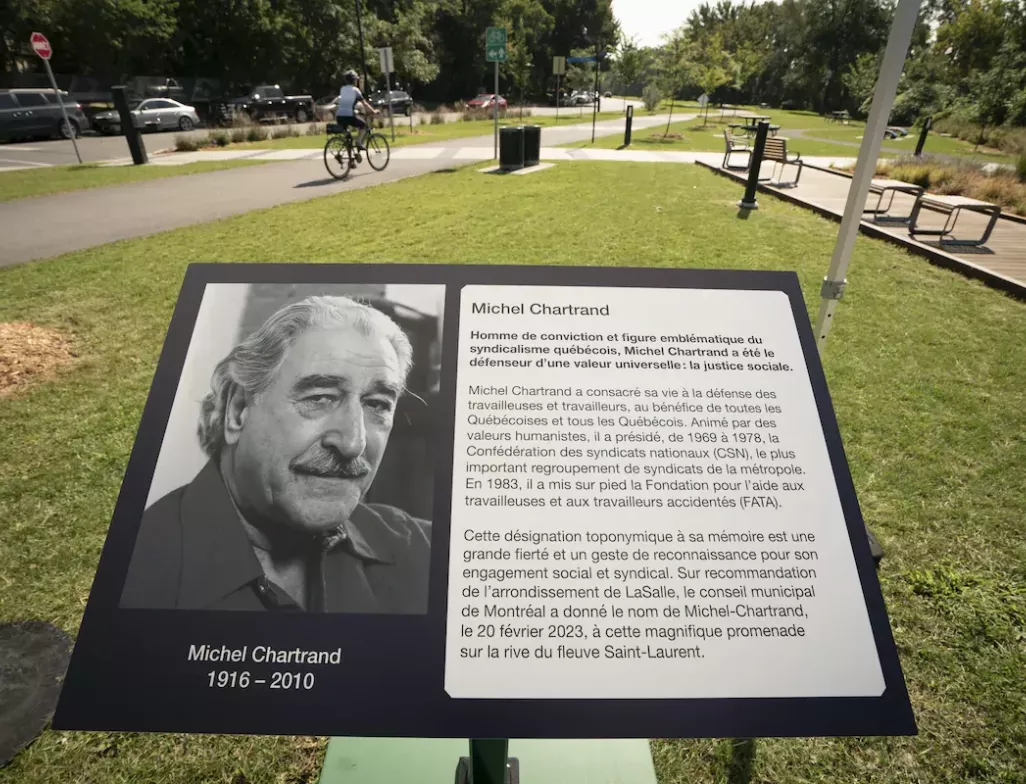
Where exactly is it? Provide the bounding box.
[120,462,430,614]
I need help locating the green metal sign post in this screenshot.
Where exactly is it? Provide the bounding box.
[486,27,506,159]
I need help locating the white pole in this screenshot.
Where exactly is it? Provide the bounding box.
[384,69,395,142]
[43,58,81,164]
[814,0,922,352]
[494,61,499,159]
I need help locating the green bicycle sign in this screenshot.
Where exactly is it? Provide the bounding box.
[485,27,506,62]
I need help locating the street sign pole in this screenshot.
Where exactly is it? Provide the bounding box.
[379,47,396,142]
[486,27,506,160]
[553,56,566,123]
[591,46,600,143]
[31,32,81,164]
[42,59,81,164]
[385,70,395,142]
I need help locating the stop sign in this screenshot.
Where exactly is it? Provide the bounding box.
[30,32,52,60]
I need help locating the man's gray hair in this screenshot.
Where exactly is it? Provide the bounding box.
[198,295,413,457]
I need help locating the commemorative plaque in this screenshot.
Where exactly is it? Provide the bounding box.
[54,264,915,739]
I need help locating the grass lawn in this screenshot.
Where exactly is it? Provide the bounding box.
[208,112,627,151]
[562,118,873,158]
[0,160,268,202]
[809,126,1016,164]
[1,163,1025,784]
[618,105,1018,164]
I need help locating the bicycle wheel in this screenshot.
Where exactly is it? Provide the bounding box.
[324,136,353,180]
[365,133,391,171]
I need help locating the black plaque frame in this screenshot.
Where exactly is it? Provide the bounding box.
[53,263,917,738]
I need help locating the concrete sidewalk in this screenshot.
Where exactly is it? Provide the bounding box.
[0,114,676,268]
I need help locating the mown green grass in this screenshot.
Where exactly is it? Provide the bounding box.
[562,118,872,158]
[810,126,1016,164]
[0,160,268,202]
[1,162,1025,783]
[619,105,1018,164]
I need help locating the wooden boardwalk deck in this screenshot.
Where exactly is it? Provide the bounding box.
[701,163,1026,297]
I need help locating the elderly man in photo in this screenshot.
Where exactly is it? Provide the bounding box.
[121,295,431,614]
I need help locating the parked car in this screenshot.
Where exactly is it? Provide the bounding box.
[228,84,315,124]
[368,90,415,116]
[0,88,90,141]
[568,90,597,106]
[91,98,201,134]
[467,93,508,110]
[603,90,612,98]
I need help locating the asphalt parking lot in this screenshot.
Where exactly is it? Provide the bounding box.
[0,132,180,169]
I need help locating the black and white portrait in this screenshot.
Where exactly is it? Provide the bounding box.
[120,282,444,614]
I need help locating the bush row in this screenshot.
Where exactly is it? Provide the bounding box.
[931,118,1026,156]
[174,123,316,152]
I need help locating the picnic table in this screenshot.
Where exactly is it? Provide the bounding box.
[908,194,1002,247]
[827,110,850,124]
[719,104,741,118]
[737,113,771,124]
[730,119,780,138]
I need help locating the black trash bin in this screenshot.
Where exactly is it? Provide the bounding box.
[523,125,541,166]
[499,126,524,171]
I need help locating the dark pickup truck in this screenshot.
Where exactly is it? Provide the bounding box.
[227,84,315,123]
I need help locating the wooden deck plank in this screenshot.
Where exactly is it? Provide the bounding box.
[703,163,1026,296]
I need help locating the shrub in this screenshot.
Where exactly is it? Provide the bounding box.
[270,124,299,139]
[174,134,200,152]
[209,129,230,147]
[932,118,1026,155]
[974,174,1023,207]
[883,154,1026,217]
[305,123,326,136]
[229,112,254,128]
[642,85,661,113]
[246,125,269,142]
[230,127,247,144]
[430,108,448,125]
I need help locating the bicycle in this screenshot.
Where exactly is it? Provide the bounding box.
[323,119,390,180]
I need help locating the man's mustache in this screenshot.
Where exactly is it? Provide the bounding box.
[291,449,371,479]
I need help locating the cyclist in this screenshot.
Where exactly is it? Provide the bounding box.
[336,70,378,150]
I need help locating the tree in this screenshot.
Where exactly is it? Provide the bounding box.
[372,0,441,91]
[612,33,643,110]
[657,31,690,133]
[504,32,534,113]
[687,31,735,124]
[498,0,550,108]
[841,51,881,116]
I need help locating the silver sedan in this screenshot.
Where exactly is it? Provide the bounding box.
[92,98,201,134]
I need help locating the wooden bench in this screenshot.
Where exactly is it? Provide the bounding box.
[908,194,1002,246]
[760,137,802,186]
[864,179,925,223]
[722,129,751,171]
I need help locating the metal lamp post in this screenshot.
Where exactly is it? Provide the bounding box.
[355,0,370,89]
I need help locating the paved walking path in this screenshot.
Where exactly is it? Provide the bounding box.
[705,162,1026,294]
[0,114,676,268]
[150,145,730,166]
